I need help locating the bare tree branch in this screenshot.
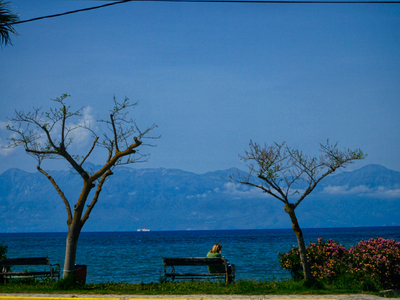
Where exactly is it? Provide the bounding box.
[89,136,142,183]
[235,140,366,208]
[110,113,120,153]
[80,137,99,167]
[37,165,73,225]
[81,169,113,226]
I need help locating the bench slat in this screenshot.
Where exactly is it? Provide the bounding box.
[0,271,53,276]
[0,257,50,266]
[166,273,226,276]
[163,257,226,266]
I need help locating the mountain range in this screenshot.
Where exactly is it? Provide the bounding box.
[0,164,399,232]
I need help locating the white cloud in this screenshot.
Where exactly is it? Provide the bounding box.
[0,139,16,156]
[186,193,209,199]
[348,185,371,194]
[322,185,400,199]
[0,121,17,156]
[221,182,271,199]
[374,186,400,198]
[323,185,352,194]
[67,106,97,148]
[0,121,10,131]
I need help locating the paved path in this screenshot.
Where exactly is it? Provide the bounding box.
[0,294,398,300]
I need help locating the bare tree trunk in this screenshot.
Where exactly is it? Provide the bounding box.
[284,203,313,281]
[63,222,82,278]
[62,181,93,279]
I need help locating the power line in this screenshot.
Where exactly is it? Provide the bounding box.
[9,0,132,25]
[8,0,400,26]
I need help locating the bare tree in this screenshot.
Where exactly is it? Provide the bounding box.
[5,94,158,278]
[231,140,366,282]
[0,0,19,46]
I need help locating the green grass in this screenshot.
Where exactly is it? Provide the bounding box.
[0,277,399,297]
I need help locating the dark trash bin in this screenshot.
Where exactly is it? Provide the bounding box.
[74,264,87,285]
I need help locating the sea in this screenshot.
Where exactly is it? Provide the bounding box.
[1,226,399,284]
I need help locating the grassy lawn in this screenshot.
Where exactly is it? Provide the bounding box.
[0,278,399,297]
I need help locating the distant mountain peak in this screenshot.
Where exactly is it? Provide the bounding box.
[356,164,390,172]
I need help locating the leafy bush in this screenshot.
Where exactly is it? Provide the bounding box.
[278,245,302,280]
[0,242,7,259]
[0,242,8,284]
[278,237,400,290]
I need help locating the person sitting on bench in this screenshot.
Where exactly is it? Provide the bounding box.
[206,243,232,274]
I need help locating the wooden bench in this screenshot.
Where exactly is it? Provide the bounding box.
[162,257,235,283]
[0,257,61,282]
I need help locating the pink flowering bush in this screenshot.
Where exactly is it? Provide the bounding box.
[348,238,400,289]
[306,238,347,281]
[279,237,400,289]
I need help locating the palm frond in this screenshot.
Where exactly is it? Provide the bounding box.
[0,1,19,46]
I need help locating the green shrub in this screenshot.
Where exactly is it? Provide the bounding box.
[55,275,83,290]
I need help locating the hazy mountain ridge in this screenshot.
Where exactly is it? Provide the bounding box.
[0,164,399,232]
[319,164,400,188]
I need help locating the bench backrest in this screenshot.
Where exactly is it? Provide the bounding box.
[162,257,226,266]
[0,257,51,266]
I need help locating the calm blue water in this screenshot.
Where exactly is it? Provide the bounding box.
[1,226,399,284]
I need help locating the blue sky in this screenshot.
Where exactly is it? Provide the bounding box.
[0,0,399,174]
